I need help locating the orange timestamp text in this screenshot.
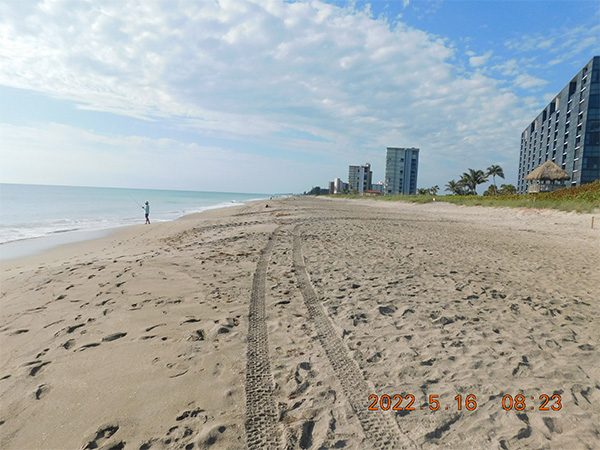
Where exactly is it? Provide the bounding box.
[368,394,562,412]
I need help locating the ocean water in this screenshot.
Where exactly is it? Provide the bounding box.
[0,183,270,245]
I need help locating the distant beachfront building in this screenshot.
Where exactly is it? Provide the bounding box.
[371,181,385,194]
[517,56,600,193]
[333,177,349,194]
[385,147,419,195]
[348,164,372,194]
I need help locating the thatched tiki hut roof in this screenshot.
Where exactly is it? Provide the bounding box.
[526,160,570,181]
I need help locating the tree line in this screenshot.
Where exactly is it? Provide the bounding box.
[421,165,516,196]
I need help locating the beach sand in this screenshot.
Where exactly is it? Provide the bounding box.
[1,196,598,450]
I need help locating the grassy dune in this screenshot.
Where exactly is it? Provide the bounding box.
[329,180,600,213]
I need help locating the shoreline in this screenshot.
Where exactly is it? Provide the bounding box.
[0,198,272,262]
[1,196,598,449]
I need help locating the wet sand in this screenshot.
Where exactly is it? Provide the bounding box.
[1,196,598,450]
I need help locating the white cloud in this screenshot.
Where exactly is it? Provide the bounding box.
[492,59,520,76]
[469,50,493,68]
[0,0,536,191]
[504,23,599,59]
[514,73,549,90]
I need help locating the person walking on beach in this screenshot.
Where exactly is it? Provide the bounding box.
[143,201,150,224]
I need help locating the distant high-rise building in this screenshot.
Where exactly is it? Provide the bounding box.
[385,147,419,195]
[348,163,372,194]
[518,56,600,193]
[333,177,349,194]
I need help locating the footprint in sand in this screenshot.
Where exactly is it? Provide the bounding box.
[82,424,122,450]
[11,329,29,335]
[65,323,85,334]
[28,361,50,377]
[35,348,50,358]
[189,330,206,341]
[79,342,102,351]
[145,323,166,332]
[140,408,227,449]
[102,332,127,342]
[35,384,50,400]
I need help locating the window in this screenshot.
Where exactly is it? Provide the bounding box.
[569,80,577,98]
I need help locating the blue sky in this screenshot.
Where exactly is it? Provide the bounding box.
[1,0,598,194]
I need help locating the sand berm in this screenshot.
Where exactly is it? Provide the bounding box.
[1,196,598,450]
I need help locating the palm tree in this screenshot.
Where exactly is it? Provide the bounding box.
[430,185,439,195]
[483,185,499,196]
[499,184,517,195]
[486,164,505,192]
[460,169,488,195]
[445,180,459,195]
[445,180,467,195]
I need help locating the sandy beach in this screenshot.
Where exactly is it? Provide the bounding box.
[1,196,598,450]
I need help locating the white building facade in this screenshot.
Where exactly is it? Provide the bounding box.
[333,178,349,194]
[348,163,372,194]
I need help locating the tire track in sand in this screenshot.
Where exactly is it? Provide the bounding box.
[292,224,417,450]
[245,229,283,450]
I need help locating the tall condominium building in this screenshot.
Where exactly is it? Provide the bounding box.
[348,163,372,194]
[385,147,419,195]
[517,56,600,193]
